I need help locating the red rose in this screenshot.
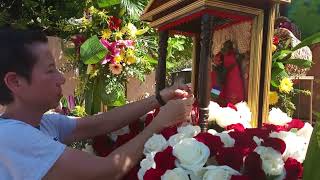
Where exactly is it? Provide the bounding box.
[154,146,176,171]
[244,152,267,180]
[273,36,280,45]
[286,119,305,130]
[145,108,160,126]
[161,126,178,140]
[226,123,245,132]
[216,147,250,171]
[231,175,250,180]
[129,121,142,135]
[108,16,122,30]
[144,168,165,180]
[229,132,257,150]
[284,158,303,180]
[263,123,287,132]
[245,128,270,140]
[194,132,224,156]
[261,137,286,154]
[227,103,238,111]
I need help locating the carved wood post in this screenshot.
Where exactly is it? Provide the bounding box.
[198,14,214,132]
[156,31,169,93]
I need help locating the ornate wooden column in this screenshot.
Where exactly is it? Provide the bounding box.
[198,14,214,132]
[156,31,169,93]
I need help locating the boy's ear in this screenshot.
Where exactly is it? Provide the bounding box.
[3,72,23,93]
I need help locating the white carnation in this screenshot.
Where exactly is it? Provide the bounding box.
[208,129,218,135]
[255,146,284,176]
[203,166,240,180]
[161,168,189,180]
[268,108,292,125]
[144,134,168,155]
[216,132,235,147]
[173,138,210,172]
[138,153,156,180]
[177,124,201,138]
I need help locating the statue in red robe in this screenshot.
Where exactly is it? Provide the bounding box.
[210,41,245,106]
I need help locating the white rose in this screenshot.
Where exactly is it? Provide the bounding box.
[138,153,156,180]
[254,146,284,176]
[253,136,263,146]
[216,133,235,147]
[235,101,252,123]
[173,138,210,172]
[177,124,201,138]
[268,108,292,125]
[208,101,221,122]
[270,131,308,162]
[169,133,186,147]
[144,134,168,155]
[215,107,242,128]
[203,166,240,180]
[161,168,189,180]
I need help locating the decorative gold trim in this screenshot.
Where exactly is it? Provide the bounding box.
[272,0,291,4]
[141,0,185,21]
[247,11,264,127]
[262,4,277,123]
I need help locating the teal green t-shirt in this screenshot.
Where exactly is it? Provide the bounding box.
[303,122,320,180]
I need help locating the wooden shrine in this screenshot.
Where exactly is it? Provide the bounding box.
[141,0,291,131]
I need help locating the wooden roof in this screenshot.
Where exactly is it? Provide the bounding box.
[141,0,290,22]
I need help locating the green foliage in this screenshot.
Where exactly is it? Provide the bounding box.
[80,35,108,64]
[288,0,320,38]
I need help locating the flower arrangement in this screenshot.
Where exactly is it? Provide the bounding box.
[135,107,313,180]
[269,22,320,116]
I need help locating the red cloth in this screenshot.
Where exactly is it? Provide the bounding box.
[211,49,244,106]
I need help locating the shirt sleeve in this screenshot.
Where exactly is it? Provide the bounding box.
[0,121,66,180]
[42,113,77,142]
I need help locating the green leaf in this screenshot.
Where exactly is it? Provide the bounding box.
[292,32,320,51]
[271,80,280,88]
[80,35,108,65]
[97,0,121,8]
[271,67,288,81]
[84,79,95,115]
[282,59,313,68]
[273,62,285,69]
[272,50,292,61]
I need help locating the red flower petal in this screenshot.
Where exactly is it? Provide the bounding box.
[262,123,287,132]
[216,147,249,171]
[231,175,250,180]
[226,123,245,132]
[244,152,267,180]
[144,168,165,180]
[161,126,178,140]
[261,137,286,154]
[287,119,305,130]
[194,132,224,156]
[273,36,280,45]
[154,146,176,171]
[227,103,238,111]
[284,158,303,180]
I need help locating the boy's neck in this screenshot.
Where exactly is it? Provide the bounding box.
[1,104,45,127]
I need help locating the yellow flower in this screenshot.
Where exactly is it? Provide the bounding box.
[101,29,112,39]
[126,56,136,65]
[109,63,123,75]
[269,91,279,105]
[115,31,123,39]
[279,78,293,93]
[127,23,137,38]
[114,55,122,63]
[272,44,277,52]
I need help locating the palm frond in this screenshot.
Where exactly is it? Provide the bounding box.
[120,0,148,19]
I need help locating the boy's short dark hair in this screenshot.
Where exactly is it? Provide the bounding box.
[0,28,48,105]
